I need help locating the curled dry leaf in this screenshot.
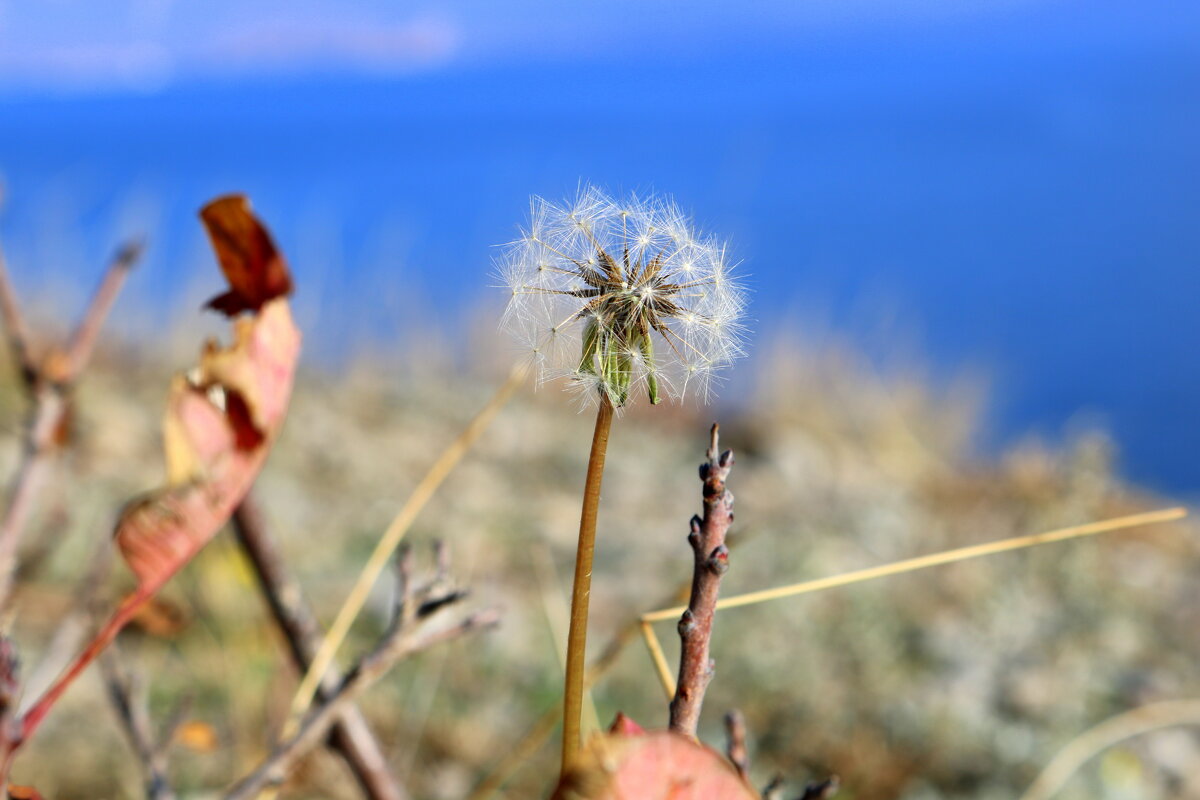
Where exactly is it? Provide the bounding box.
[116,297,298,587]
[200,195,293,316]
[116,194,298,599]
[554,721,758,800]
[19,195,300,744]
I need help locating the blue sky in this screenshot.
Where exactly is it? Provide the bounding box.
[1,1,1196,93]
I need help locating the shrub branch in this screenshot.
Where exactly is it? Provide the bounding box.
[669,423,734,737]
[231,495,408,800]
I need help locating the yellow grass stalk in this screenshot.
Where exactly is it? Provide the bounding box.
[1020,699,1200,800]
[640,620,676,700]
[282,363,527,738]
[641,507,1187,625]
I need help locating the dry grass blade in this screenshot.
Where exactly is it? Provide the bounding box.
[232,496,407,800]
[283,363,527,736]
[641,507,1187,623]
[1019,700,1200,800]
[640,621,674,700]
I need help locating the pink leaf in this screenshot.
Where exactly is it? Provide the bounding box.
[554,728,759,800]
[20,196,301,745]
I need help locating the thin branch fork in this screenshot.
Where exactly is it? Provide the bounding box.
[224,546,499,800]
[0,241,143,608]
[669,423,734,737]
[231,496,408,800]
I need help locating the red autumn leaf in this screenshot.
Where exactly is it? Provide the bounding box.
[554,726,758,800]
[19,195,301,744]
[200,194,293,316]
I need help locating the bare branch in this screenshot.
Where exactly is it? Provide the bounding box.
[724,710,749,781]
[669,423,735,737]
[99,645,176,800]
[224,606,499,800]
[0,240,142,609]
[391,544,415,630]
[59,239,144,383]
[0,389,67,607]
[231,496,409,800]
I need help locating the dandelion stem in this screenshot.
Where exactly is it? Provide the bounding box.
[561,395,614,772]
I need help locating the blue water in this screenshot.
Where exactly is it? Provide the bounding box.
[1,37,1198,492]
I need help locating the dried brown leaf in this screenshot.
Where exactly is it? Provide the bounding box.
[200,194,292,316]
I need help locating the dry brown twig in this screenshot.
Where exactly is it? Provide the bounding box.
[724,710,749,782]
[669,423,734,737]
[285,363,526,739]
[225,544,499,800]
[99,644,178,800]
[70,500,182,800]
[231,495,408,800]
[0,239,143,608]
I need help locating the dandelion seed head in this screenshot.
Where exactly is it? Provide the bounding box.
[497,186,747,408]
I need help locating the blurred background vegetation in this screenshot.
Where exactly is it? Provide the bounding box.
[0,327,1195,798]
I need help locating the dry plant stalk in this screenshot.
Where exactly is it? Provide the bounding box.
[99,645,178,800]
[0,240,143,608]
[642,507,1188,625]
[639,507,1188,704]
[232,495,406,800]
[226,545,499,799]
[724,711,749,782]
[670,423,734,737]
[1019,699,1200,800]
[284,362,526,738]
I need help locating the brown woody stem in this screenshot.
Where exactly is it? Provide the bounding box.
[560,396,614,772]
[232,496,408,800]
[669,423,734,737]
[724,709,749,781]
[0,240,142,610]
[225,607,499,799]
